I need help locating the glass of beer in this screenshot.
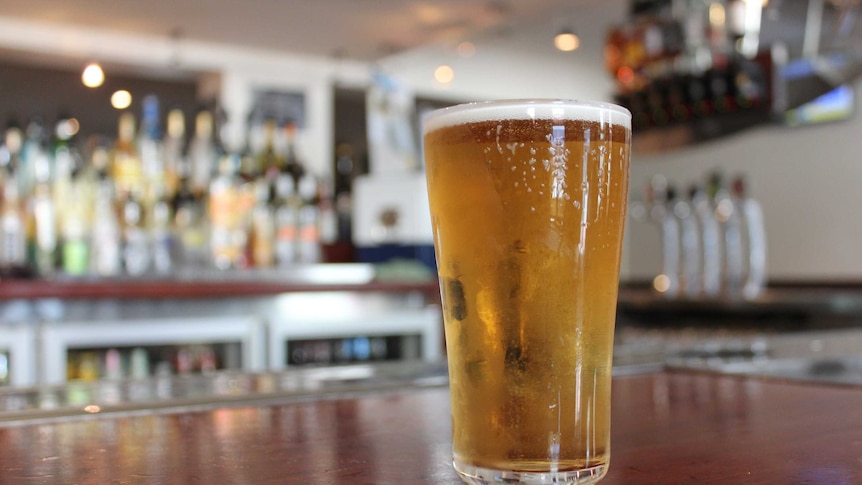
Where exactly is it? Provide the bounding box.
[423,99,631,484]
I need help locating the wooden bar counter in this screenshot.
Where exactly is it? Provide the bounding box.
[0,369,859,484]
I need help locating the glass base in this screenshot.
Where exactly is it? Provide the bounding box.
[454,460,607,484]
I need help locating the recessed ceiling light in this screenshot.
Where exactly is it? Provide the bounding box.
[554,31,580,52]
[82,63,105,88]
[111,90,132,110]
[434,65,455,84]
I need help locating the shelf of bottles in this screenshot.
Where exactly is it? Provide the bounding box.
[41,316,265,385]
[286,335,414,366]
[0,95,343,280]
[605,1,773,134]
[66,343,242,382]
[267,293,442,370]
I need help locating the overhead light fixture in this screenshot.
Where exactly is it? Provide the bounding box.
[82,63,105,88]
[111,90,132,110]
[554,30,580,52]
[434,65,455,84]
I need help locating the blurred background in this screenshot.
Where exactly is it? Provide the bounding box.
[0,0,861,401]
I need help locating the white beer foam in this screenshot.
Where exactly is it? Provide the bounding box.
[423,99,631,134]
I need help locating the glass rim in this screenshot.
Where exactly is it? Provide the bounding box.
[422,98,631,134]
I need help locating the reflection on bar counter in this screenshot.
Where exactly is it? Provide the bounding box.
[0,96,344,279]
[631,170,766,300]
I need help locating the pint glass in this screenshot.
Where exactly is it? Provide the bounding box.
[423,100,631,484]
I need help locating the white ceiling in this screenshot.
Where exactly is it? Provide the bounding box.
[0,0,619,63]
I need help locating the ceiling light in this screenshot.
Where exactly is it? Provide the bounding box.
[111,90,132,110]
[434,65,455,84]
[82,63,105,88]
[554,30,580,52]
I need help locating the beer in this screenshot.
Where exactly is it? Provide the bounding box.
[423,100,630,483]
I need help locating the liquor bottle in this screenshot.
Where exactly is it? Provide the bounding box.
[257,119,282,182]
[334,143,356,244]
[2,122,25,193]
[122,194,150,276]
[163,108,186,200]
[150,197,173,274]
[283,121,305,184]
[209,155,241,270]
[0,168,28,276]
[188,110,216,197]
[90,173,122,277]
[172,176,208,270]
[296,174,321,264]
[59,167,91,276]
[20,117,48,198]
[249,179,275,268]
[274,173,299,267]
[28,181,57,275]
[130,347,150,379]
[112,112,144,202]
[733,176,767,299]
[139,95,166,208]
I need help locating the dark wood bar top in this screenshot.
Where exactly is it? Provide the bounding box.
[0,370,859,484]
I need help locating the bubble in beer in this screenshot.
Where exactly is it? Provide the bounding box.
[443,277,468,321]
[505,346,527,372]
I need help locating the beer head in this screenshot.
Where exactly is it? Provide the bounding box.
[423,99,631,135]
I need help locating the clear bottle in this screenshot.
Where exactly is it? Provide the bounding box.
[60,183,90,277]
[138,95,165,208]
[90,174,122,277]
[150,198,173,274]
[250,180,275,268]
[0,169,28,276]
[209,155,240,270]
[172,176,208,270]
[274,174,299,267]
[297,174,321,264]
[188,110,216,198]
[28,181,57,276]
[112,112,143,202]
[19,117,47,198]
[163,108,187,201]
[122,194,150,276]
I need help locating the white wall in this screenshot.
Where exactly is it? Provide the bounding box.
[625,77,862,283]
